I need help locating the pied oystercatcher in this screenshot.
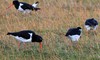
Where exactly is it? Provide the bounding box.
[65,27,82,45]
[7,30,43,49]
[85,18,98,31]
[7,0,40,13]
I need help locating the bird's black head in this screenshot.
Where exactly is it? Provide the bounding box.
[35,1,39,4]
[13,0,19,4]
[36,35,43,42]
[77,27,81,29]
[32,35,43,42]
[77,27,82,32]
[13,0,19,9]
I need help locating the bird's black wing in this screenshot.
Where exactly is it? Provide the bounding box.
[65,28,74,36]
[85,20,93,26]
[18,30,35,39]
[65,28,81,36]
[7,30,35,39]
[85,19,98,26]
[92,20,98,25]
[20,2,33,10]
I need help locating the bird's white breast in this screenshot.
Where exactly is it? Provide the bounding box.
[69,35,80,41]
[14,33,33,42]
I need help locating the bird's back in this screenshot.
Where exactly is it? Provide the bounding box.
[7,30,35,39]
[65,28,81,36]
[20,2,33,10]
[85,19,98,26]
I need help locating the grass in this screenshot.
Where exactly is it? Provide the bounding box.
[0,0,100,60]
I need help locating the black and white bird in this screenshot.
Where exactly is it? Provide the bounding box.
[85,18,98,31]
[65,27,82,42]
[7,30,43,49]
[7,0,40,14]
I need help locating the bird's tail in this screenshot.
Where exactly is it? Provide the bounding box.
[33,8,40,11]
[32,1,39,7]
[32,1,40,11]
[7,32,11,35]
[7,32,13,35]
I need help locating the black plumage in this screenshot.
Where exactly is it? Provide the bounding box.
[32,35,42,42]
[20,2,34,10]
[13,0,19,9]
[65,27,82,36]
[85,18,98,26]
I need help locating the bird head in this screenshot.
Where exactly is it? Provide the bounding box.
[32,35,43,42]
[77,27,82,32]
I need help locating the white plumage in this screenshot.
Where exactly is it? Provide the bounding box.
[68,35,81,42]
[14,33,32,42]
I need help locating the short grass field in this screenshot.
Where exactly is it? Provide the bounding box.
[0,0,100,60]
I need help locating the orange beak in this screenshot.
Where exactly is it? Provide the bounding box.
[39,42,42,49]
[6,3,13,10]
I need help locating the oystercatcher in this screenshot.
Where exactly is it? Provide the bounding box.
[7,30,43,49]
[85,18,98,31]
[7,0,40,13]
[65,27,82,46]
